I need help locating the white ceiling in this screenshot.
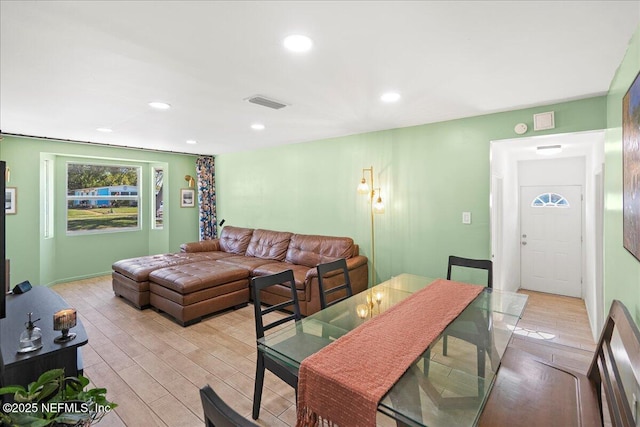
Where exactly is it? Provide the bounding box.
[1,1,638,155]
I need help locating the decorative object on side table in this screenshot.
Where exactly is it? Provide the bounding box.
[0,368,117,426]
[355,290,384,319]
[12,279,32,294]
[53,308,77,343]
[18,312,42,353]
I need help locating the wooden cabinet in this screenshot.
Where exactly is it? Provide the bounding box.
[0,286,87,387]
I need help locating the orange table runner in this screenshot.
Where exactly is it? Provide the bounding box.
[296,279,484,427]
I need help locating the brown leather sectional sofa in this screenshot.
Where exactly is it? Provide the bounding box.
[112,226,368,325]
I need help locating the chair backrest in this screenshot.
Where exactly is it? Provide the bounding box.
[447,255,493,288]
[317,258,353,309]
[587,300,640,427]
[251,270,301,340]
[200,384,258,427]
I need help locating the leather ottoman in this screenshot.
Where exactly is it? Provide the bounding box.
[112,253,218,309]
[149,261,250,326]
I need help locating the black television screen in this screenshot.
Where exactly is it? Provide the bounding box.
[1,160,5,319]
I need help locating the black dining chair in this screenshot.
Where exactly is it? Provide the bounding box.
[443,255,492,356]
[317,258,353,310]
[251,270,301,420]
[446,255,493,290]
[200,384,259,427]
[436,255,493,396]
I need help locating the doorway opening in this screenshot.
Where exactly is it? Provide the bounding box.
[490,130,604,339]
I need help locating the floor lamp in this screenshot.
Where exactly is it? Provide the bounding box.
[357,166,385,286]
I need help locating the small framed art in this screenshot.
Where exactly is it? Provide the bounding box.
[180,188,195,208]
[5,187,16,215]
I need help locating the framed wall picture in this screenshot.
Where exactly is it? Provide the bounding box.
[623,70,640,261]
[180,188,195,208]
[5,187,16,215]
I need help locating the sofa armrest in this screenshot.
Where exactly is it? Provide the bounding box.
[180,240,221,253]
[346,255,368,271]
[305,255,369,281]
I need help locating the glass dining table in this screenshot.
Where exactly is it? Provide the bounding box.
[259,274,528,426]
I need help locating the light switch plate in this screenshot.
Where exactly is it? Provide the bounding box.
[462,212,471,224]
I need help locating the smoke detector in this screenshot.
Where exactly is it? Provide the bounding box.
[245,95,289,110]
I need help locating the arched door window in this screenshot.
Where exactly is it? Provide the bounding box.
[531,192,570,207]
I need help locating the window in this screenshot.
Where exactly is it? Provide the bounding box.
[153,167,164,229]
[66,163,141,234]
[43,158,54,238]
[531,192,570,208]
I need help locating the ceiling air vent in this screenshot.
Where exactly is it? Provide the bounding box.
[245,95,288,110]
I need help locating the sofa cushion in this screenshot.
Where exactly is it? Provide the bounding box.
[180,240,220,253]
[113,252,212,282]
[215,255,275,272]
[245,229,293,261]
[219,226,254,254]
[285,234,356,268]
[149,261,249,294]
[252,262,311,290]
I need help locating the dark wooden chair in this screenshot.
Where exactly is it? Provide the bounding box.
[200,384,258,427]
[317,258,353,310]
[424,255,493,396]
[443,255,493,356]
[251,270,301,420]
[446,255,493,288]
[479,299,640,427]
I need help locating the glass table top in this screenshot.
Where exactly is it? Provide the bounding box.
[259,274,528,427]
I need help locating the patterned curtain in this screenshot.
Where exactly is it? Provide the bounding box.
[196,156,217,240]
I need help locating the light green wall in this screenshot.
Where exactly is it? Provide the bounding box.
[2,52,634,325]
[605,26,640,326]
[217,97,606,285]
[0,136,199,287]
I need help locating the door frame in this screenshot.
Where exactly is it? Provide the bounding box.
[490,130,604,340]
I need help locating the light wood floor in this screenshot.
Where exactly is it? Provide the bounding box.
[50,277,596,427]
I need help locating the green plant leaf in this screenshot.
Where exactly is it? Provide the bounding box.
[36,382,60,403]
[6,413,52,427]
[54,412,91,425]
[77,375,90,389]
[31,369,64,391]
[0,385,26,395]
[0,369,117,426]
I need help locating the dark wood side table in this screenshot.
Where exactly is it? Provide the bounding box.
[0,286,88,387]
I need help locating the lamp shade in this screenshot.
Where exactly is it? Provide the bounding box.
[53,308,77,331]
[373,196,385,214]
[53,308,77,343]
[357,178,370,194]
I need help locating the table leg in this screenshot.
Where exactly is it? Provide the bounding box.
[387,365,423,427]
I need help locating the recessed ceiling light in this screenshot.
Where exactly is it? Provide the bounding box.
[283,35,313,53]
[251,123,265,131]
[96,127,113,133]
[148,101,171,110]
[381,92,401,103]
[186,140,197,145]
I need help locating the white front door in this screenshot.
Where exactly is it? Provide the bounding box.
[520,185,582,297]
